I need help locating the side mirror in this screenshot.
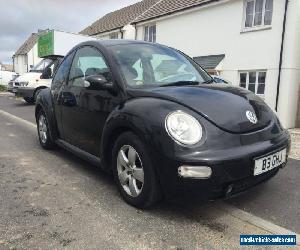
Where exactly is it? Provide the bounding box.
[41,67,52,79]
[85,74,114,91]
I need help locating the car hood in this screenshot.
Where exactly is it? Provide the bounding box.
[127,84,274,134]
[16,72,41,82]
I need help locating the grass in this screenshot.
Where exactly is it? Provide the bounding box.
[0,85,7,92]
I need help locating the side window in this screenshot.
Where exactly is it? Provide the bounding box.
[244,0,273,29]
[239,71,266,97]
[144,24,156,43]
[52,53,74,87]
[68,46,110,87]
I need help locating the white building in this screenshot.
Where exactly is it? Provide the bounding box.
[13,32,42,75]
[0,63,15,86]
[82,0,300,129]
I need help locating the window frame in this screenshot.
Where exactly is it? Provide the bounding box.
[52,51,75,87]
[239,70,267,97]
[143,24,156,43]
[242,0,273,30]
[67,45,112,87]
[109,32,119,39]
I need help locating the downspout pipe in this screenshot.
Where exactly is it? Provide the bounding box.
[275,0,289,111]
[134,23,137,40]
[119,28,124,39]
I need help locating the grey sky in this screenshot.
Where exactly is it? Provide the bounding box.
[0,0,140,64]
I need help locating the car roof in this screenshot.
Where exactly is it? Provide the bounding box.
[77,39,156,48]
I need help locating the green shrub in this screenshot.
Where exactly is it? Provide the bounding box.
[0,85,7,92]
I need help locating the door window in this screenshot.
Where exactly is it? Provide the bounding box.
[68,46,110,87]
[52,52,74,88]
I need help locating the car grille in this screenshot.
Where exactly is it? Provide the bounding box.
[230,168,279,195]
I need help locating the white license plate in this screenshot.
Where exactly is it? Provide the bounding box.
[254,148,286,176]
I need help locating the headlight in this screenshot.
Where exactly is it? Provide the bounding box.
[19,82,29,87]
[165,111,203,145]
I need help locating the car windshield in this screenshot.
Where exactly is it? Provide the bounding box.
[30,58,54,72]
[110,43,212,87]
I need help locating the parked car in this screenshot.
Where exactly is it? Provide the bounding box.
[35,40,291,208]
[7,74,20,91]
[211,75,231,84]
[13,56,63,103]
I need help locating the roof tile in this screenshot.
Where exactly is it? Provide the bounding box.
[133,0,209,23]
[80,0,159,36]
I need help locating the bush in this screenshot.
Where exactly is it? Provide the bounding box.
[0,85,7,92]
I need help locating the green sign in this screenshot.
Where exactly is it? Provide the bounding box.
[38,31,54,57]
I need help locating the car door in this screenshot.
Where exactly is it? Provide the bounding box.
[51,52,75,138]
[60,46,117,156]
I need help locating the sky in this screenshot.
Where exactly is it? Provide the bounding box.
[0,0,140,64]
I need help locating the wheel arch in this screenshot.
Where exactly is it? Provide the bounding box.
[100,121,148,172]
[33,86,48,100]
[35,88,59,142]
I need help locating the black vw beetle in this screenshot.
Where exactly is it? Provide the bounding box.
[35,40,291,208]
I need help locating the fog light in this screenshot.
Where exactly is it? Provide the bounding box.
[178,166,212,179]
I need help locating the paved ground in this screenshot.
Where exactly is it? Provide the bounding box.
[0,93,299,249]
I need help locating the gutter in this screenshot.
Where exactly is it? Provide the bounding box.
[275,0,289,111]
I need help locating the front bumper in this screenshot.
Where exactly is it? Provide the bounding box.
[14,87,35,98]
[154,130,291,201]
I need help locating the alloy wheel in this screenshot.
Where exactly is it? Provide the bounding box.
[117,145,144,197]
[38,114,48,144]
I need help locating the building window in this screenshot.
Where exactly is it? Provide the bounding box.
[244,0,273,28]
[239,71,266,96]
[109,33,118,39]
[144,24,156,43]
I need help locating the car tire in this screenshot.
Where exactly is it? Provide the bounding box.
[37,109,55,150]
[112,132,162,208]
[23,97,34,104]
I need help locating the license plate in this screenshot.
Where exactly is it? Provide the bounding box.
[254,148,286,176]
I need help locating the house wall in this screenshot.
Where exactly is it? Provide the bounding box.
[93,25,136,40]
[136,0,300,128]
[26,43,41,70]
[94,30,121,40]
[278,0,300,128]
[13,55,27,75]
[13,44,41,74]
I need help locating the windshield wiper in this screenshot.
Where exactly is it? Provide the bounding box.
[160,81,200,87]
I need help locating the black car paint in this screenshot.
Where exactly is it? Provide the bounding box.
[36,40,291,200]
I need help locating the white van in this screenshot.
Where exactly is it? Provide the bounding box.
[10,56,62,103]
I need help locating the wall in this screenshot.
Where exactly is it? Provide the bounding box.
[94,30,121,40]
[277,0,300,128]
[92,25,136,40]
[27,43,41,70]
[13,55,27,75]
[0,70,15,85]
[13,44,41,74]
[136,0,300,128]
